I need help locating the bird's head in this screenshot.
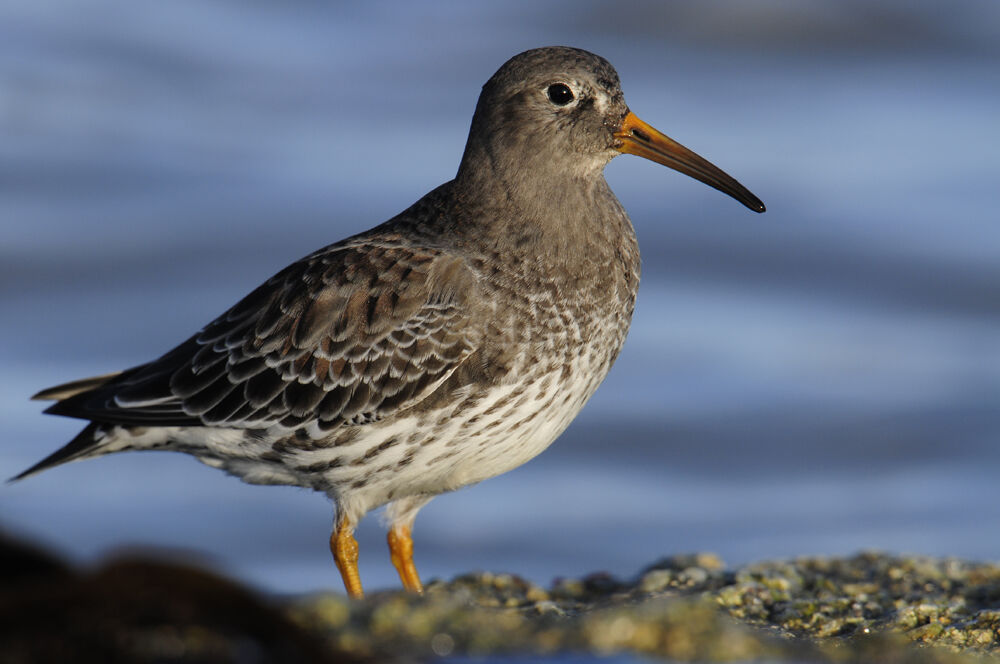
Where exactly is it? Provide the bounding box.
[459,46,764,213]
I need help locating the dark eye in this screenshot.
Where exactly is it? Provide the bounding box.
[546,83,575,106]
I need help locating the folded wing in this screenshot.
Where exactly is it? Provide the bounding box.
[43,242,483,432]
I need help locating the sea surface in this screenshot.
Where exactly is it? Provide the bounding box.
[2,1,999,597]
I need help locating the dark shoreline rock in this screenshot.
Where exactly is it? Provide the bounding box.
[3,532,998,663]
[0,533,348,664]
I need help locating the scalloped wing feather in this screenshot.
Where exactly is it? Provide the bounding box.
[45,243,483,431]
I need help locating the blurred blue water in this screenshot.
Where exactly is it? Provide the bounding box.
[2,1,999,595]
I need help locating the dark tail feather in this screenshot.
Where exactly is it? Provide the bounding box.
[9,423,106,482]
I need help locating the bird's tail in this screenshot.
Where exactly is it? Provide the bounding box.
[32,371,122,401]
[10,422,112,482]
[12,372,126,482]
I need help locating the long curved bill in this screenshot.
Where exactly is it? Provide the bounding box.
[614,111,765,213]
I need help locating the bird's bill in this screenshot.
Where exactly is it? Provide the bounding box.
[614,111,765,213]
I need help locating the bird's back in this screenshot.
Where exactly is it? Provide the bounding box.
[24,178,639,511]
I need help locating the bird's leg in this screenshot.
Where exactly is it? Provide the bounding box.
[388,524,423,594]
[330,517,363,599]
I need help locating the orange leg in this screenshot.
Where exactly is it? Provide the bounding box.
[330,518,363,599]
[388,525,423,593]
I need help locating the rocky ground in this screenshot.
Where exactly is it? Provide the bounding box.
[4,532,1000,663]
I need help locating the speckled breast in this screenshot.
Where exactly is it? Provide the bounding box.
[400,218,642,494]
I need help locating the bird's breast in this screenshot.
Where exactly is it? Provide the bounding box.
[477,210,640,389]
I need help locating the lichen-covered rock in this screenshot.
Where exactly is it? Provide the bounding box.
[3,531,998,663]
[291,552,995,663]
[705,552,1000,652]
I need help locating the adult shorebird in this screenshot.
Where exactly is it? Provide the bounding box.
[19,47,764,598]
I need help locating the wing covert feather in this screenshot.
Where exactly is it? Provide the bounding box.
[59,243,483,430]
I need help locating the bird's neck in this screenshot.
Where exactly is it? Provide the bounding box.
[453,139,618,257]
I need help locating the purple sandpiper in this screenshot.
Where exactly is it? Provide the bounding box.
[19,47,764,598]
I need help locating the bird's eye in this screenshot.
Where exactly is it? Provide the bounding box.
[546,83,575,106]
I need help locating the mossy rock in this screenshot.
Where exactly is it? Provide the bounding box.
[3,532,999,663]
